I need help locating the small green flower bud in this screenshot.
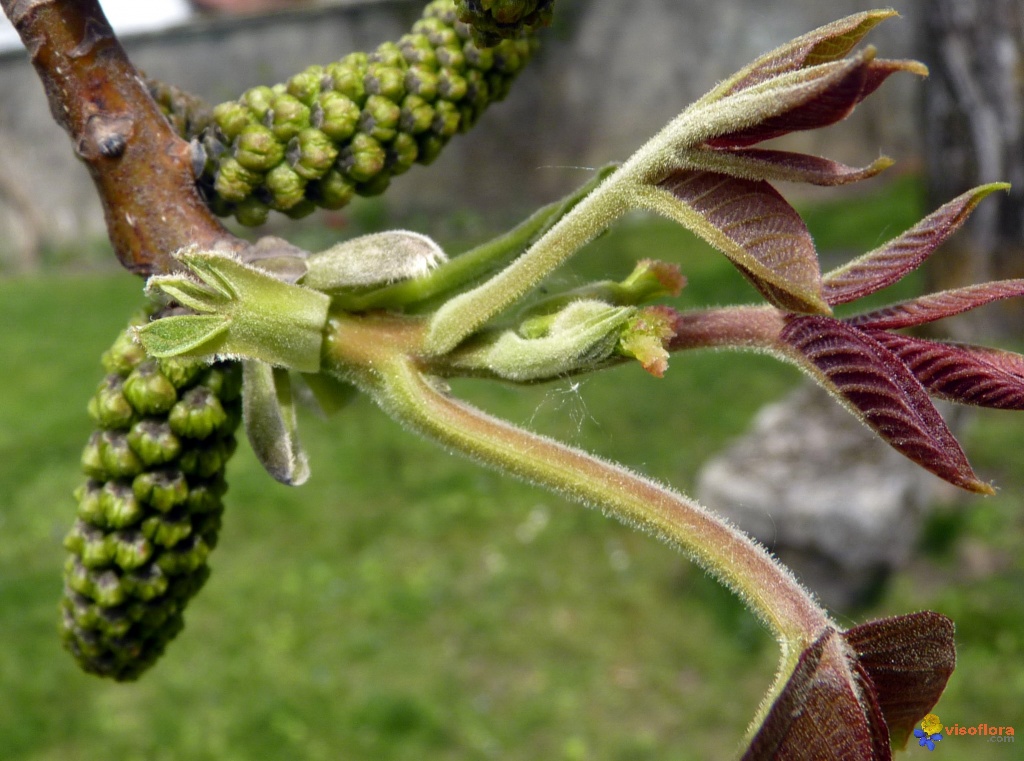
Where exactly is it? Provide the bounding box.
[328,53,368,103]
[65,557,94,598]
[267,94,311,143]
[438,68,468,100]
[212,101,253,142]
[199,364,242,403]
[90,569,128,608]
[99,431,144,479]
[76,481,106,524]
[360,94,402,143]
[400,95,436,134]
[156,535,210,576]
[399,33,437,67]
[157,356,207,390]
[369,41,406,68]
[127,419,182,467]
[141,513,193,548]
[264,162,308,210]
[417,133,448,165]
[233,197,271,227]
[80,433,106,480]
[123,361,178,416]
[340,132,387,183]
[214,157,261,203]
[234,123,285,172]
[186,477,227,515]
[364,62,406,103]
[101,480,145,529]
[493,38,527,74]
[122,564,169,602]
[111,530,154,570]
[178,439,230,479]
[405,65,440,100]
[240,85,276,120]
[432,99,462,137]
[283,199,317,219]
[308,168,356,210]
[66,521,114,568]
[416,18,460,49]
[388,132,419,175]
[356,173,392,197]
[436,43,467,71]
[287,127,339,180]
[168,386,228,440]
[313,91,361,141]
[88,375,135,430]
[286,66,323,105]
[102,331,146,375]
[133,469,189,513]
[464,41,494,71]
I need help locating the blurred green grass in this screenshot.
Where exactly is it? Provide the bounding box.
[1,178,1021,760]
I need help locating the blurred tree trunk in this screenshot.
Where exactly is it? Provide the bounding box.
[919,0,1024,340]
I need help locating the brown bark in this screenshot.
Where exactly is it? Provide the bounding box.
[919,0,1024,338]
[1,0,242,276]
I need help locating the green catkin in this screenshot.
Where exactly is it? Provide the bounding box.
[60,314,242,681]
[183,0,537,225]
[455,0,555,46]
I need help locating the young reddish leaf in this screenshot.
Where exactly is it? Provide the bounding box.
[871,332,1024,410]
[847,279,1024,330]
[706,10,898,100]
[688,147,893,187]
[780,315,993,494]
[823,184,1010,305]
[656,170,828,313]
[742,628,890,761]
[845,612,956,749]
[706,52,923,149]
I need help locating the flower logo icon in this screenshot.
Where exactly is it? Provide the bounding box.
[915,714,945,751]
[922,714,944,735]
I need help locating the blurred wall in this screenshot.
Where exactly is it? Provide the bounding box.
[0,0,923,264]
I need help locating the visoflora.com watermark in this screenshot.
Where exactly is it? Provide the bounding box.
[914,714,1016,752]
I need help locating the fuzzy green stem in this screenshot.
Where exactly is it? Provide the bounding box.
[336,165,618,313]
[425,174,633,353]
[326,315,831,649]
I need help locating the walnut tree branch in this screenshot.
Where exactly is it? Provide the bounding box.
[1,0,243,275]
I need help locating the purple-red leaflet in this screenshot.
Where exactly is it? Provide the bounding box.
[657,170,824,313]
[823,184,1007,306]
[707,54,916,149]
[742,628,890,761]
[870,332,1024,410]
[742,611,955,759]
[845,612,956,750]
[780,315,993,493]
[720,10,896,96]
[848,280,1024,331]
